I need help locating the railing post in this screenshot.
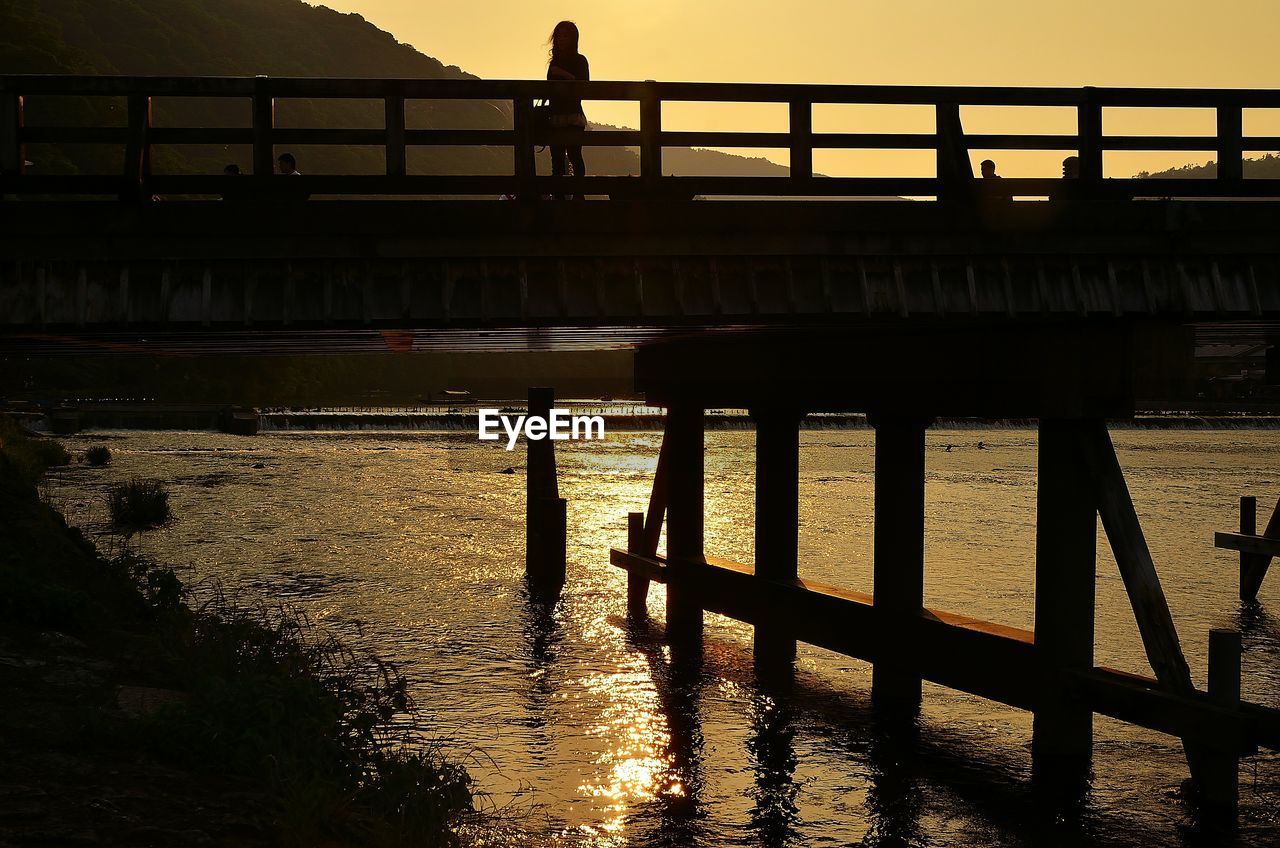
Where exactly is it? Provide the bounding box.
[512,96,536,200]
[122,93,152,201]
[934,102,970,205]
[640,82,662,196]
[1217,105,1244,183]
[1077,88,1103,196]
[252,75,275,177]
[789,100,812,182]
[385,93,407,178]
[1,87,22,199]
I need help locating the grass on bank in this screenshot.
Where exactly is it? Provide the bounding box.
[0,415,476,846]
[108,477,172,530]
[84,445,112,466]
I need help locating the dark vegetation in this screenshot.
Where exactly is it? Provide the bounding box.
[23,434,71,469]
[0,0,790,181]
[0,415,476,845]
[84,444,111,466]
[1139,153,1280,180]
[107,477,171,530]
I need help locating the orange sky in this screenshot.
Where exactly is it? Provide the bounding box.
[316,1,1280,177]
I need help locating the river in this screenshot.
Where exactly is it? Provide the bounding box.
[47,426,1280,847]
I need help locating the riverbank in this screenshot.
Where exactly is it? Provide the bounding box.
[0,417,476,847]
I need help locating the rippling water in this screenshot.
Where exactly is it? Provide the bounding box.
[48,427,1280,846]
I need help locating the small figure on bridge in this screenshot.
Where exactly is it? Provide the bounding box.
[547,20,589,200]
[277,153,301,176]
[979,158,1011,200]
[221,163,243,202]
[275,152,310,201]
[1050,155,1082,203]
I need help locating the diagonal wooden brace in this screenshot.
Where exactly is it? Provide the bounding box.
[626,419,672,616]
[1075,420,1208,783]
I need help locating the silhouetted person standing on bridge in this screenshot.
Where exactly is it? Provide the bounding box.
[547,20,589,200]
[1050,155,1081,203]
[275,152,310,201]
[221,163,243,202]
[979,158,1011,200]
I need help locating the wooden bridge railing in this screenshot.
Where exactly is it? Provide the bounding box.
[3,75,1280,200]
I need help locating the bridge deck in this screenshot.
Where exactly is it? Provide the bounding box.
[3,201,1280,351]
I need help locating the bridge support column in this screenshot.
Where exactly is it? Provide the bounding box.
[1201,628,1242,822]
[871,414,929,713]
[751,406,803,682]
[666,402,704,643]
[526,387,566,595]
[1032,419,1097,790]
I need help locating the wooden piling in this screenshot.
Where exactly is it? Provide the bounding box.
[627,511,650,617]
[752,407,803,674]
[1032,419,1097,783]
[666,402,705,641]
[1214,494,1278,602]
[1243,496,1277,602]
[1241,496,1259,602]
[525,387,565,591]
[1202,628,1242,821]
[871,414,929,711]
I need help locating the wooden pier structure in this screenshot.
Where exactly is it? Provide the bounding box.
[610,328,1280,822]
[6,73,1280,824]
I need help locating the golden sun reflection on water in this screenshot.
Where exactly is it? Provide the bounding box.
[48,428,1280,847]
[555,438,690,844]
[574,668,680,843]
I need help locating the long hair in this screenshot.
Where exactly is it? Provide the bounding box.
[547,20,579,62]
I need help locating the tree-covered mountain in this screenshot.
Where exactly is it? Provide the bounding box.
[1137,154,1280,180]
[0,0,790,182]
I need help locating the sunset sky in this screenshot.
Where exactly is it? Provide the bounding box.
[318,1,1280,177]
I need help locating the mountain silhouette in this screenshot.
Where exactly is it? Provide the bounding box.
[0,0,792,183]
[1136,153,1280,180]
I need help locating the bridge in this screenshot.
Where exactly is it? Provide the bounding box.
[6,75,1280,826]
[2,75,1280,353]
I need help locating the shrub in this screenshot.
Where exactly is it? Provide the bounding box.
[85,445,112,466]
[108,478,172,530]
[30,438,71,469]
[143,593,474,845]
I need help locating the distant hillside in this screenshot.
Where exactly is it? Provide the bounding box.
[1138,153,1280,180]
[0,0,791,183]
